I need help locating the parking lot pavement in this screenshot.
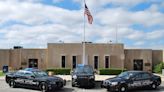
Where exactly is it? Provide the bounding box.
[1,79,164,92]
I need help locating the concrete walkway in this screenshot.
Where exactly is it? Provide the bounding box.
[56,75,116,81]
[0,76,5,80]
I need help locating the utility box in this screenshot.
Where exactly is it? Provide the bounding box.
[3,65,8,73]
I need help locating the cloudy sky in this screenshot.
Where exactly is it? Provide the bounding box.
[0,0,164,49]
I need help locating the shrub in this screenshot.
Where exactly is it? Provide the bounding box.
[46,68,71,75]
[0,71,4,76]
[99,68,127,75]
[153,62,164,74]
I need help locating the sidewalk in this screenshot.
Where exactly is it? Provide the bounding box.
[56,75,116,81]
[0,76,5,80]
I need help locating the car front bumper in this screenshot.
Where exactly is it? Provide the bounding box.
[49,80,66,90]
[101,81,120,91]
[73,78,95,86]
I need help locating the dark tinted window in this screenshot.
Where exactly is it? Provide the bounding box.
[24,72,34,77]
[133,73,142,80]
[16,71,24,76]
[61,56,65,68]
[72,56,76,68]
[118,72,133,79]
[75,66,93,74]
[105,56,109,68]
[94,56,98,69]
[141,73,151,79]
[33,71,48,77]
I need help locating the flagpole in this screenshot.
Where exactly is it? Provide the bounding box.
[83,0,86,65]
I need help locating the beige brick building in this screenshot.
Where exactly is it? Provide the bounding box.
[0,43,163,72]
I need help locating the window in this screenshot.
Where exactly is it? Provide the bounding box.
[94,56,99,69]
[141,73,151,79]
[61,56,66,68]
[105,56,109,68]
[72,56,77,68]
[133,59,143,70]
[133,73,142,80]
[24,72,34,77]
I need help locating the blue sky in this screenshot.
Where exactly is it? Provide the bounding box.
[0,0,164,49]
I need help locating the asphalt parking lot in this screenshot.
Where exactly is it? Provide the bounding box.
[0,79,164,92]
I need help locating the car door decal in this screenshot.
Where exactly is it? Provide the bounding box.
[15,78,25,84]
[142,80,153,86]
[24,79,38,85]
[129,80,142,87]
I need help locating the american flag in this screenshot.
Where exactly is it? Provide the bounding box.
[84,4,93,24]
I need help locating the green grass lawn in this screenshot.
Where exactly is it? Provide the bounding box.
[0,71,4,76]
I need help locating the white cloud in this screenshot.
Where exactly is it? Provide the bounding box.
[0,0,163,49]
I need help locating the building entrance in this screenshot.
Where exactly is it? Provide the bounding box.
[29,59,38,68]
[133,59,143,70]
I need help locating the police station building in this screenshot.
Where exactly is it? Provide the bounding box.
[0,43,163,72]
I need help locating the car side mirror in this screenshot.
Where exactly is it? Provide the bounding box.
[131,78,136,81]
[31,75,35,78]
[70,70,73,75]
[94,70,97,74]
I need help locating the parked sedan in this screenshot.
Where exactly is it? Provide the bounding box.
[6,68,66,92]
[101,71,161,92]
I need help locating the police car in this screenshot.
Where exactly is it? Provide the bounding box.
[5,68,66,92]
[71,64,95,88]
[101,71,161,92]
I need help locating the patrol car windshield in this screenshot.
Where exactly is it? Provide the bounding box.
[75,66,93,74]
[118,72,133,79]
[33,71,48,77]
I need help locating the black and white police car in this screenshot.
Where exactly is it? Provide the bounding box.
[6,68,66,92]
[101,71,161,92]
[71,64,95,88]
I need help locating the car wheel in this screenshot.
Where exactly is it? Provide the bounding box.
[9,79,16,88]
[40,82,48,92]
[72,82,75,87]
[119,85,128,92]
[91,83,95,88]
[157,80,161,86]
[151,82,157,89]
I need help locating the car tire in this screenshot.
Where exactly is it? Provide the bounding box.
[91,83,95,88]
[151,82,157,89]
[72,82,75,87]
[9,79,16,88]
[119,85,128,92]
[40,82,48,92]
[156,80,161,86]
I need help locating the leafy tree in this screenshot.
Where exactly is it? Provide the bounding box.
[153,62,164,73]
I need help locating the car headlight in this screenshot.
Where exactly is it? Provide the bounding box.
[111,82,118,85]
[89,76,95,79]
[72,75,77,79]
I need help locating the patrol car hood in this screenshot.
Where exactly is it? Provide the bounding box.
[106,77,126,82]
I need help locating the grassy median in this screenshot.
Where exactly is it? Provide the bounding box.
[0,71,4,76]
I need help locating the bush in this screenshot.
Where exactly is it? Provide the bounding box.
[46,68,71,75]
[153,62,164,74]
[0,71,4,76]
[99,68,127,75]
